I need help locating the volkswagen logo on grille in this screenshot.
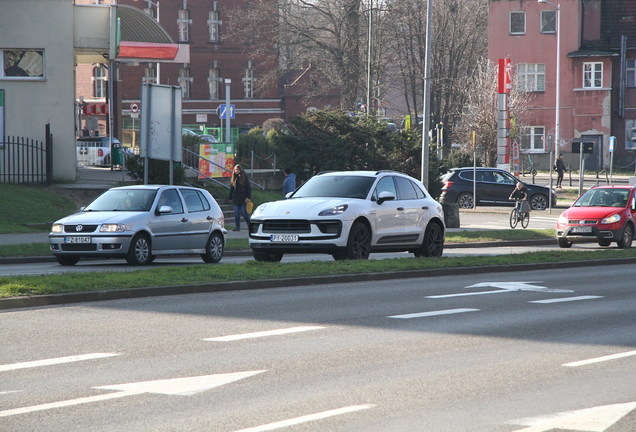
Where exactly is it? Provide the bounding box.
[76,224,84,232]
[579,220,586,225]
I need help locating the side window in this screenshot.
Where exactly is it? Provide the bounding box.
[395,177,418,200]
[459,170,474,181]
[373,176,397,201]
[157,189,184,214]
[196,191,211,211]
[498,172,517,185]
[477,171,495,183]
[410,180,426,199]
[181,189,204,212]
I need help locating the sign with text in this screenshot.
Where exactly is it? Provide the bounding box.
[198,143,235,179]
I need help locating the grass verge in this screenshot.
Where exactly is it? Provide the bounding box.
[2,247,635,298]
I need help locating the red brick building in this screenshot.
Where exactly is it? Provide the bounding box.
[488,0,636,171]
[75,0,340,145]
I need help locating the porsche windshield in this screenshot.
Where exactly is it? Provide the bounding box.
[84,189,158,211]
[293,175,375,199]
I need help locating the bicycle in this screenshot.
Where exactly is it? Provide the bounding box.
[509,199,530,229]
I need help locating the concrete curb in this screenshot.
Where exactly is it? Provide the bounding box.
[0,239,558,265]
[2,256,634,310]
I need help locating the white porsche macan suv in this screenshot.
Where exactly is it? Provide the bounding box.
[248,170,445,261]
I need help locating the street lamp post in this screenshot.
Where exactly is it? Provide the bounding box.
[538,0,560,214]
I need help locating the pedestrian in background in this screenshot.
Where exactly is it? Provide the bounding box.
[554,153,566,188]
[229,164,251,231]
[282,168,296,198]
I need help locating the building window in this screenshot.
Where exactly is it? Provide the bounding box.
[583,62,603,88]
[627,59,635,87]
[516,64,545,92]
[541,10,556,33]
[142,64,156,84]
[208,2,221,42]
[243,60,256,98]
[178,67,192,98]
[178,9,191,42]
[208,65,221,99]
[510,11,525,35]
[93,66,107,98]
[520,126,545,152]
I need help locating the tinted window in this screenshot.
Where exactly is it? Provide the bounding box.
[395,177,418,200]
[493,171,515,185]
[458,170,474,181]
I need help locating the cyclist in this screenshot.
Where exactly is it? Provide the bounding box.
[509,182,529,217]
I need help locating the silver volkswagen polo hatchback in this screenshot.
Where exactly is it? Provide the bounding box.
[49,185,226,265]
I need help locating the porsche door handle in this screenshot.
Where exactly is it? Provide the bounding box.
[181,218,188,223]
[397,207,404,211]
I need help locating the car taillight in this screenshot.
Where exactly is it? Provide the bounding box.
[98,149,104,156]
[443,181,453,190]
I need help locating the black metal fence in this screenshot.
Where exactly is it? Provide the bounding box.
[0,124,52,185]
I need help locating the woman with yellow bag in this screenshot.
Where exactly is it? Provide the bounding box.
[229,164,252,231]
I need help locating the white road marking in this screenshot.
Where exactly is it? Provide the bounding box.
[509,401,636,431]
[0,353,119,372]
[563,350,636,367]
[203,326,325,342]
[529,295,604,304]
[232,404,376,432]
[388,308,479,319]
[427,281,573,299]
[0,370,266,417]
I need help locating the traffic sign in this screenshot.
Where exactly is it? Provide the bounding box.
[217,104,235,119]
[130,103,139,113]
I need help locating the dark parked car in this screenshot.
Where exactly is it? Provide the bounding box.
[440,167,556,210]
[556,185,636,248]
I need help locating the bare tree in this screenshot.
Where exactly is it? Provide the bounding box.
[452,59,533,167]
[225,0,364,110]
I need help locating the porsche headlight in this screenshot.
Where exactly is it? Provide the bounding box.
[51,223,63,233]
[319,204,348,216]
[252,203,268,218]
[100,223,126,233]
[601,214,621,224]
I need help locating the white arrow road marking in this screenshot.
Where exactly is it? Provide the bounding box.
[232,404,376,432]
[0,353,119,372]
[563,349,636,367]
[530,295,604,304]
[203,326,325,342]
[427,282,573,298]
[0,370,266,418]
[509,401,636,431]
[388,308,480,319]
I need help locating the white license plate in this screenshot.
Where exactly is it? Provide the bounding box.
[270,234,299,242]
[570,226,592,233]
[64,236,92,244]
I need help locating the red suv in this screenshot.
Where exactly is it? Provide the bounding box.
[556,185,636,248]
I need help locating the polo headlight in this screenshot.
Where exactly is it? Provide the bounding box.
[601,214,621,224]
[319,204,348,216]
[100,223,126,233]
[51,223,63,233]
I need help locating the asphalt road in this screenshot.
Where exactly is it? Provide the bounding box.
[2,264,635,432]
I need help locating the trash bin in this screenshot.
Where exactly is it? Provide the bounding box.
[112,143,122,168]
[442,203,460,228]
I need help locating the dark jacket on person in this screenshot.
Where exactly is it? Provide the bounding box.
[509,187,528,201]
[554,158,566,174]
[229,176,252,204]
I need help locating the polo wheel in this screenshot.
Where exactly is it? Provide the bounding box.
[202,232,224,263]
[558,238,572,248]
[126,233,152,265]
[56,256,80,266]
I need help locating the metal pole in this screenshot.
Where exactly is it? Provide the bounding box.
[472,131,477,209]
[366,0,372,116]
[225,79,231,143]
[420,0,433,188]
